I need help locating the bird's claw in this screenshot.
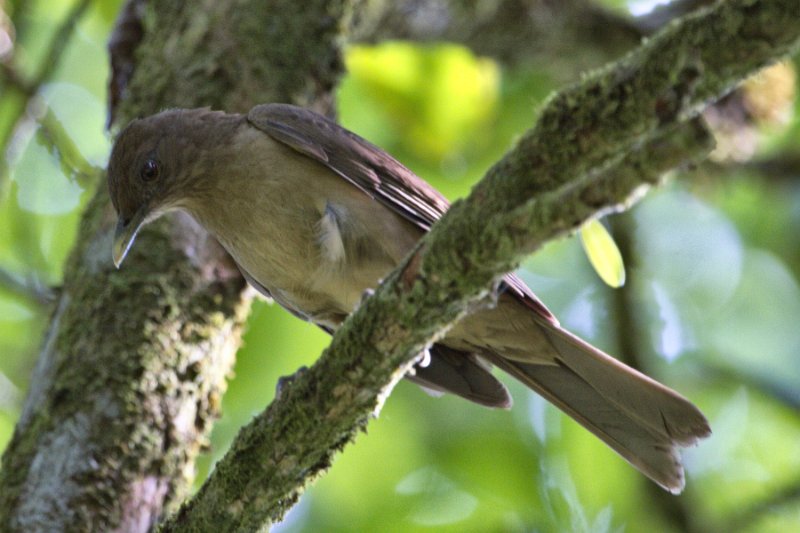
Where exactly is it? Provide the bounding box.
[417,347,432,368]
[360,288,375,303]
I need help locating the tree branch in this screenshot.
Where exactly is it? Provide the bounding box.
[353,0,643,79]
[165,0,800,529]
[0,267,55,307]
[162,120,711,532]
[30,0,93,87]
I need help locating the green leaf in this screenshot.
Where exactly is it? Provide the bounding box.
[580,219,626,288]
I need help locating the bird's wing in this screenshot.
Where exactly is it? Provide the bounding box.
[248,103,448,231]
[247,103,556,324]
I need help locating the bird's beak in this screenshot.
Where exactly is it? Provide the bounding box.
[113,208,147,268]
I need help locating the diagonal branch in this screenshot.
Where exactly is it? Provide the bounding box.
[353,0,643,75]
[162,121,711,532]
[163,0,800,530]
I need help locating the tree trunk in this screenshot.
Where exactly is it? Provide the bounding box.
[0,1,356,531]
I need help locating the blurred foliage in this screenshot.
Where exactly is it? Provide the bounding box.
[2,1,800,532]
[342,42,500,162]
[0,0,119,448]
[581,219,627,289]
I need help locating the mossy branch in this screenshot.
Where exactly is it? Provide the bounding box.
[162,0,800,530]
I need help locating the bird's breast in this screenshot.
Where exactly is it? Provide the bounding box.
[187,139,422,327]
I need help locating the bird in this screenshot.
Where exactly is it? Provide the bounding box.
[107,103,710,493]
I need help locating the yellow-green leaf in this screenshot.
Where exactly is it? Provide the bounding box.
[580,219,626,288]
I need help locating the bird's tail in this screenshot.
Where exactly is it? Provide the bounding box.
[489,325,710,494]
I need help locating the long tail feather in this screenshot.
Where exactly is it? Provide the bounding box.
[489,326,710,494]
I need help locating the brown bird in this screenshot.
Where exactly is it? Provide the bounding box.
[108,103,710,493]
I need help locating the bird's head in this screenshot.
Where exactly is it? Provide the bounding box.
[107,116,170,267]
[108,109,227,268]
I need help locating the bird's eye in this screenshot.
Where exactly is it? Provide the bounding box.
[140,159,160,182]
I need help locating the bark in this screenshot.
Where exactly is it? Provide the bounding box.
[0,0,356,531]
[162,0,800,530]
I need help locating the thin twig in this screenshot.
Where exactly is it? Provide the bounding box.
[31,0,93,88]
[0,0,93,150]
[38,109,103,188]
[0,267,55,307]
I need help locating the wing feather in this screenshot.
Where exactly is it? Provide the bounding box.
[247,103,556,323]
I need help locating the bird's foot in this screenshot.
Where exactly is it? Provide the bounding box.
[406,347,432,376]
[360,288,375,305]
[417,347,432,368]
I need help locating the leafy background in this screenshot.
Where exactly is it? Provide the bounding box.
[2,1,800,531]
